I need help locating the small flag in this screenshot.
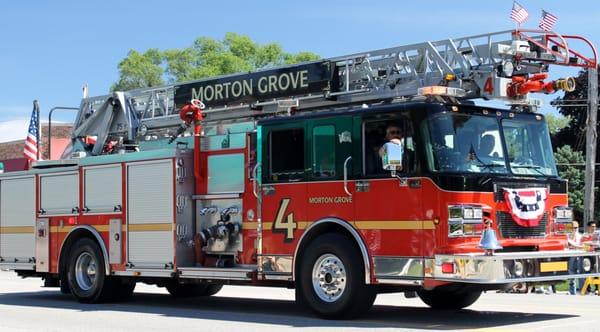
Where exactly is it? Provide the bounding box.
[23,107,39,162]
[539,10,558,31]
[511,1,529,25]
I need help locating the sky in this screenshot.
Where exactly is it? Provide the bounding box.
[1,0,599,141]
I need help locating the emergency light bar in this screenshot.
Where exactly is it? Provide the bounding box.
[417,86,466,98]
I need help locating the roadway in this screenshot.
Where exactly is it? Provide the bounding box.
[0,271,598,331]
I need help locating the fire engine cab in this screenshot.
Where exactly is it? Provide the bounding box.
[1,29,600,318]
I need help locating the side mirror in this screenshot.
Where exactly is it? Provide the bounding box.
[382,142,403,176]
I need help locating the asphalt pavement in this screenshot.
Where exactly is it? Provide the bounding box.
[0,271,599,331]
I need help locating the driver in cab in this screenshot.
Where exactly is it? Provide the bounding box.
[379,125,403,172]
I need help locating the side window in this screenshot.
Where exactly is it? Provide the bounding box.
[312,125,336,178]
[363,118,415,176]
[269,128,304,181]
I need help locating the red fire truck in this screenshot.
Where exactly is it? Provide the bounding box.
[1,29,599,318]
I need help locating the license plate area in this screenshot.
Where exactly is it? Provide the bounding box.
[539,261,568,273]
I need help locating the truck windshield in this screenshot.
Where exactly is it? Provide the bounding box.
[422,113,557,176]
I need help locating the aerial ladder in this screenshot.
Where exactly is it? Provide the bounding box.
[69,29,597,157]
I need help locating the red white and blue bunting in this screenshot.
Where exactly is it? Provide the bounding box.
[503,187,547,227]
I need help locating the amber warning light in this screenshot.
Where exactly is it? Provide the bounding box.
[418,86,466,98]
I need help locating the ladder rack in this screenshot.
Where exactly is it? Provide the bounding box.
[72,29,596,153]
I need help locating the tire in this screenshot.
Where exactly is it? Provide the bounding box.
[67,238,114,303]
[166,283,223,297]
[202,284,223,296]
[296,233,376,319]
[417,287,481,310]
[59,276,71,294]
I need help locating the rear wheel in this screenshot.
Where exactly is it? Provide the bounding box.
[166,283,223,297]
[417,287,481,310]
[296,233,376,319]
[67,238,114,303]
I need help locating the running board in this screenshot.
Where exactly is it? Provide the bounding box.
[178,267,255,281]
[0,262,35,271]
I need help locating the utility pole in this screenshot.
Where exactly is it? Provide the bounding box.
[584,67,598,224]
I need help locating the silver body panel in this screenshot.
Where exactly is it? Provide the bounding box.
[126,159,174,268]
[196,198,243,254]
[83,165,122,214]
[374,256,424,282]
[35,219,50,272]
[0,176,36,264]
[179,266,253,280]
[174,150,195,267]
[109,219,122,265]
[39,172,79,216]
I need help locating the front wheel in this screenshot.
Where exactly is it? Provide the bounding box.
[296,233,376,319]
[417,287,481,310]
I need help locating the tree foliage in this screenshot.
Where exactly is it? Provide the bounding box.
[544,113,570,136]
[554,145,585,216]
[551,68,600,218]
[112,33,320,91]
[554,69,600,152]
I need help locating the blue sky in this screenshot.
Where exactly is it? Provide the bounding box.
[1,0,599,129]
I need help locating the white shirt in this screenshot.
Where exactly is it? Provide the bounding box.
[567,231,583,248]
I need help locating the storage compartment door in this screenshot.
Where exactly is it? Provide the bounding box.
[0,176,36,264]
[39,173,79,216]
[127,160,174,268]
[83,165,122,214]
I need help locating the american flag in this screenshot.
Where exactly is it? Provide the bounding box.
[23,106,40,162]
[539,10,558,31]
[510,1,529,25]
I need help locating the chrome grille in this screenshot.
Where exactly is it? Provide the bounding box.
[497,211,547,239]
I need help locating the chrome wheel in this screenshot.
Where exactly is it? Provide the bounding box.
[311,253,347,302]
[75,252,97,291]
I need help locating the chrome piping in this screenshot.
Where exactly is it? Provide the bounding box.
[343,156,352,197]
[293,217,371,284]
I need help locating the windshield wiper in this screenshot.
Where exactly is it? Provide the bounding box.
[468,144,505,171]
[473,162,506,173]
[511,165,547,176]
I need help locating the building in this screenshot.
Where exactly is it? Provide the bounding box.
[0,123,73,172]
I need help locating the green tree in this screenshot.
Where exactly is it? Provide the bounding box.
[554,145,585,215]
[112,33,320,91]
[544,113,570,136]
[554,68,600,152]
[112,49,164,91]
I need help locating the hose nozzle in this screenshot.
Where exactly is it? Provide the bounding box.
[553,77,576,92]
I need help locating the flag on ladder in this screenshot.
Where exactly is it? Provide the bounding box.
[538,10,558,31]
[510,1,529,25]
[23,107,40,162]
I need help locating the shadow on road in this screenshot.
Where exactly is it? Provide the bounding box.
[0,290,577,329]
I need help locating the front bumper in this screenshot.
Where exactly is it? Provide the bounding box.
[427,250,600,283]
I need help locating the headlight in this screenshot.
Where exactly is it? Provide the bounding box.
[553,206,573,234]
[554,206,573,220]
[463,208,474,219]
[448,205,484,238]
[449,206,463,219]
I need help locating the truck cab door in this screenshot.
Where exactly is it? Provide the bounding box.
[258,122,308,261]
[305,116,355,223]
[353,114,426,281]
